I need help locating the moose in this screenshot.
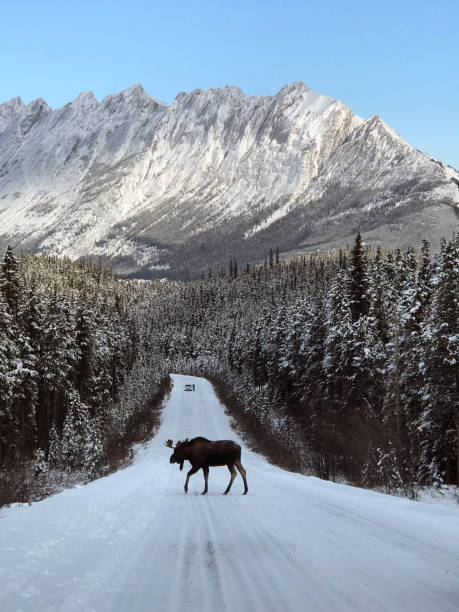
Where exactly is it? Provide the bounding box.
[165,437,248,495]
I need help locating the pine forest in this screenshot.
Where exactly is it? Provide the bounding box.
[0,232,457,506]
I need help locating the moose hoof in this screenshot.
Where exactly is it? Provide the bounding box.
[201,491,207,495]
[243,491,248,495]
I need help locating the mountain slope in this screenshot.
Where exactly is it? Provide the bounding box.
[1,374,458,612]
[0,83,457,277]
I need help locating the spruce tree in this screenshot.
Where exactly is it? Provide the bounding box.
[349,230,369,322]
[419,238,458,485]
[0,246,22,318]
[0,293,17,464]
[60,391,102,476]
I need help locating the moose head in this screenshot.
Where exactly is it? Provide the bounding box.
[164,439,189,471]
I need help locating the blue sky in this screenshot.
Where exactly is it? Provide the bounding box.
[2,0,458,167]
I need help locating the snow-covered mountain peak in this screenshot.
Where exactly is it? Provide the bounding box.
[371,115,411,147]
[349,113,412,151]
[18,98,51,136]
[0,96,25,133]
[98,84,163,115]
[0,81,456,277]
[117,83,167,109]
[74,91,98,108]
[0,96,24,113]
[180,85,247,105]
[123,82,145,95]
[25,97,50,111]
[277,81,336,116]
[168,85,251,123]
[277,81,310,96]
[209,85,245,98]
[221,84,244,94]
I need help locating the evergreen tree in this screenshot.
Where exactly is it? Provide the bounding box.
[349,230,369,322]
[419,238,458,485]
[368,247,389,343]
[60,391,102,476]
[0,245,22,317]
[74,305,94,402]
[47,424,62,469]
[0,293,17,464]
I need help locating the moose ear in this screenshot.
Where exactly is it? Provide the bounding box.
[180,461,184,471]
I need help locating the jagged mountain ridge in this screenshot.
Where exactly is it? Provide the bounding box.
[0,82,457,277]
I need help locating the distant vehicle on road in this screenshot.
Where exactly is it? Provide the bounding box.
[184,384,195,391]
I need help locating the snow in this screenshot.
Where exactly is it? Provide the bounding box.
[1,374,459,611]
[371,115,412,148]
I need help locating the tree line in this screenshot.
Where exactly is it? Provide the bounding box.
[0,249,169,506]
[1,231,457,504]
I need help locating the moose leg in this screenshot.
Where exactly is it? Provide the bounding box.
[201,466,209,495]
[184,466,199,493]
[223,463,237,495]
[235,459,248,495]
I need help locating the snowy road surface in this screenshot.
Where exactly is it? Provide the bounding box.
[1,374,459,612]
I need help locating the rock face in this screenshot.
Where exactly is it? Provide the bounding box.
[0,82,457,277]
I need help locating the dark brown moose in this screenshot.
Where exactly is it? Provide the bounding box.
[165,437,248,495]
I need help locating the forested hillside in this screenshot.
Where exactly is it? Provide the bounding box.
[1,233,457,506]
[149,233,458,496]
[0,249,169,506]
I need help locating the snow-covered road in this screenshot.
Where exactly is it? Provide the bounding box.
[1,374,459,612]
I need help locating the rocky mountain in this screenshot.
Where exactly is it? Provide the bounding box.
[0,82,457,277]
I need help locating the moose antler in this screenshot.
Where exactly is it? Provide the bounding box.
[164,439,175,449]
